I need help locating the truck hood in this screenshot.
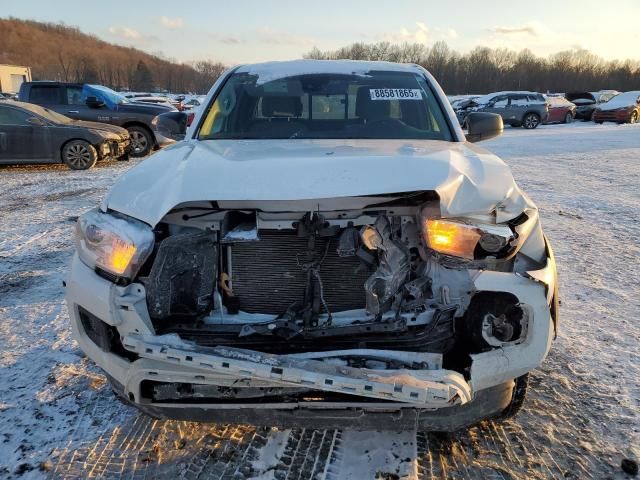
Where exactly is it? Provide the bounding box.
[103,139,533,226]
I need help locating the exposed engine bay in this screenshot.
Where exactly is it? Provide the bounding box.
[134,191,532,369]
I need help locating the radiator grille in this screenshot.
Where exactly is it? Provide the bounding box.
[230,230,372,315]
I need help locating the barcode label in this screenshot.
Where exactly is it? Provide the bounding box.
[369,88,423,100]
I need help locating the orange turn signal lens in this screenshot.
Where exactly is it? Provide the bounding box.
[424,219,482,259]
[108,239,137,274]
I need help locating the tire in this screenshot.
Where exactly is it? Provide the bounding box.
[501,374,529,419]
[630,111,638,124]
[127,126,153,157]
[564,112,573,124]
[62,140,97,170]
[522,113,540,129]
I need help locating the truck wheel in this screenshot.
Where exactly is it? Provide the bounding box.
[128,126,153,157]
[564,112,573,124]
[62,140,97,170]
[522,113,540,129]
[501,374,529,419]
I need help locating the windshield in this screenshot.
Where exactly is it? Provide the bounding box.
[83,84,129,108]
[198,71,453,141]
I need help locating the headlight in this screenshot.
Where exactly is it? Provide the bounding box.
[75,208,154,279]
[421,216,515,260]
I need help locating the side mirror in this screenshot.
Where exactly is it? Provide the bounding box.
[152,111,188,142]
[86,96,105,108]
[26,116,46,126]
[465,112,503,143]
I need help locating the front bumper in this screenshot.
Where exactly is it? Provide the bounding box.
[100,138,131,160]
[65,250,556,430]
[593,110,633,123]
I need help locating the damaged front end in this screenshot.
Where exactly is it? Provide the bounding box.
[67,190,557,429]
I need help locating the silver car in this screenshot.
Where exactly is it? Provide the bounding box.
[457,91,549,129]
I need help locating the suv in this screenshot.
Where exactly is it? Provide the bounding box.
[67,60,557,431]
[456,91,548,129]
[18,82,175,156]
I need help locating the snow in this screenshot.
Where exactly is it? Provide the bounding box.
[1,121,639,478]
[471,90,540,105]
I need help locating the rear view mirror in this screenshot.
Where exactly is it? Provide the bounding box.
[152,111,188,141]
[86,96,105,108]
[465,112,503,143]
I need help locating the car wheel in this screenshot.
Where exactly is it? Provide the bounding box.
[500,373,529,419]
[564,112,573,124]
[522,113,540,129]
[127,126,153,157]
[630,111,638,124]
[62,140,97,170]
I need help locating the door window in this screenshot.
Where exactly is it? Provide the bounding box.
[66,86,85,105]
[29,86,62,104]
[509,95,529,106]
[491,96,509,108]
[0,107,31,125]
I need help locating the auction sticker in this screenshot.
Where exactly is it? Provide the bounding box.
[369,88,422,100]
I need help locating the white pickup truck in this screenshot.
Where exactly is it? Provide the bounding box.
[66,60,558,431]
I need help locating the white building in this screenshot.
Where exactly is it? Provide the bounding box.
[0,64,32,94]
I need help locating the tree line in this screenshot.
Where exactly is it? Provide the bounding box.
[305,41,640,94]
[0,18,225,93]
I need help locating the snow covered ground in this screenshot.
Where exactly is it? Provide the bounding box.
[0,122,638,479]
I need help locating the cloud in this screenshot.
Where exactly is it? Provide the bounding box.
[159,16,184,29]
[257,27,315,46]
[447,28,458,39]
[210,33,246,45]
[380,22,429,44]
[108,26,141,40]
[490,25,539,36]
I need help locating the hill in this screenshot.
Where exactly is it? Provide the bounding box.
[0,17,224,93]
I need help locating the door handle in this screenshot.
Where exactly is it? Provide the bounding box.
[68,110,79,114]
[0,132,6,151]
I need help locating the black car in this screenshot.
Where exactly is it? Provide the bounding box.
[565,91,619,120]
[18,82,175,157]
[0,101,130,170]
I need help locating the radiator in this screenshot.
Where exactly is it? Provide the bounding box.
[230,230,372,315]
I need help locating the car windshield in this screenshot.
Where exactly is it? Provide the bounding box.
[198,71,453,141]
[83,84,129,107]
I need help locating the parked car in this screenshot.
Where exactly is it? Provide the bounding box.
[67,60,557,431]
[18,82,175,157]
[129,95,179,110]
[455,91,548,129]
[592,91,640,124]
[543,95,576,124]
[565,91,618,121]
[0,101,130,169]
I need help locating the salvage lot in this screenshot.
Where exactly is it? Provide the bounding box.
[0,122,638,479]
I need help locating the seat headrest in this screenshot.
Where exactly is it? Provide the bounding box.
[261,96,303,117]
[356,86,391,121]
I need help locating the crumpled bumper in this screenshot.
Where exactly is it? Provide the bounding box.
[65,248,555,429]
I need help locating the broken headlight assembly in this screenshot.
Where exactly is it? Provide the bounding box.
[420,213,516,260]
[75,208,155,280]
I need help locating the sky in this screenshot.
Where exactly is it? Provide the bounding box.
[2,0,640,65]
